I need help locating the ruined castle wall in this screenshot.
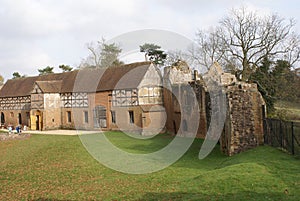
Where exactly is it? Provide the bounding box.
[221,83,265,156]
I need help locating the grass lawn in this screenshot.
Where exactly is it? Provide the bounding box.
[274,100,300,122]
[1,132,300,200]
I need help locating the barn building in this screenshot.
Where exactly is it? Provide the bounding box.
[0,61,266,156]
[0,62,165,135]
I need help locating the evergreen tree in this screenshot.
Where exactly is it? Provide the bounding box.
[38,66,54,75]
[272,60,300,102]
[140,43,167,65]
[59,65,73,72]
[12,72,26,79]
[250,57,276,112]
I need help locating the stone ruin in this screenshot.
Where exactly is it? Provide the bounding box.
[163,61,266,156]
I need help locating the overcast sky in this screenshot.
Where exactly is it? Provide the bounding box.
[0,0,299,80]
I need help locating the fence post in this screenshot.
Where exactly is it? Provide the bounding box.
[263,119,267,144]
[291,122,295,155]
[280,120,283,148]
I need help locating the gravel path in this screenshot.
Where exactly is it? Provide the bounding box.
[0,133,31,141]
[0,129,100,136]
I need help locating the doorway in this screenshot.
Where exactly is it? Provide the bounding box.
[36,115,40,130]
[18,113,22,125]
[1,112,5,125]
[93,105,107,128]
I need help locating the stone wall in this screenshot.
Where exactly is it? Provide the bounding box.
[220,83,265,156]
[163,62,207,138]
[43,93,61,130]
[0,110,30,128]
[164,61,266,156]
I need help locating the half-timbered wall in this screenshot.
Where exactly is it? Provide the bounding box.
[31,83,44,109]
[112,87,163,107]
[0,96,31,110]
[138,86,163,105]
[111,89,138,107]
[31,94,44,109]
[61,93,88,108]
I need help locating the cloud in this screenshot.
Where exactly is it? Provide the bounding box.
[0,0,299,81]
[0,0,71,39]
[0,43,53,79]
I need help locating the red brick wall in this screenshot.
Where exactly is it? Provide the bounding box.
[0,110,30,129]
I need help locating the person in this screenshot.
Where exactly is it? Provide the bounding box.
[16,125,22,134]
[16,126,20,134]
[8,126,12,134]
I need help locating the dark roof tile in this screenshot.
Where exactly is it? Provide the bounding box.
[0,62,152,97]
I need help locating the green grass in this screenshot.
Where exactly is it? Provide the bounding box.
[274,100,300,121]
[1,132,300,200]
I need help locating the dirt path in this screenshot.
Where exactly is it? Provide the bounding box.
[0,129,100,136]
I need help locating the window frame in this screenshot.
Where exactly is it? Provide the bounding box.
[84,111,89,124]
[111,111,116,124]
[67,111,72,123]
[129,111,134,124]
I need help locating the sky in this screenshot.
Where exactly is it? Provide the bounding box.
[0,0,300,80]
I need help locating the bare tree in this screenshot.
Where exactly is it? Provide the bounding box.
[81,38,123,68]
[165,50,193,67]
[190,28,226,70]
[193,7,300,81]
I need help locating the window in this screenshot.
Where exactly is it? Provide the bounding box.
[129,111,134,124]
[111,111,116,124]
[18,113,22,125]
[1,112,5,124]
[93,105,107,128]
[67,111,72,123]
[84,111,89,123]
[183,120,188,131]
[138,86,163,105]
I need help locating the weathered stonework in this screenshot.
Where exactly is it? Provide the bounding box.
[205,63,266,156]
[221,82,265,156]
[164,62,266,156]
[163,61,207,138]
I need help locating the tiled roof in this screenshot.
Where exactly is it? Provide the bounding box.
[0,62,152,97]
[35,80,63,93]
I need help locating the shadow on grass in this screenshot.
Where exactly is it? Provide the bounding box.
[138,191,290,201]
[33,199,71,201]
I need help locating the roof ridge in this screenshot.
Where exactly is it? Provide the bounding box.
[0,62,154,97]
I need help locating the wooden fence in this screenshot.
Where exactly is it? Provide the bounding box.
[264,118,300,156]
